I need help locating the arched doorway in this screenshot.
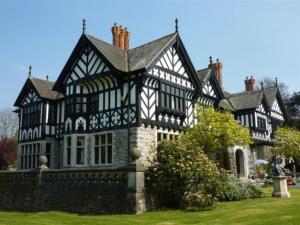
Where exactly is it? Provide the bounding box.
[235,149,246,177]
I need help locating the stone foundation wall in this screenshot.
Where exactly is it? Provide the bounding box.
[0,166,145,214]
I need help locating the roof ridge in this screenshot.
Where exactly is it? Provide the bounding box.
[129,33,176,52]
[30,76,54,84]
[229,90,263,97]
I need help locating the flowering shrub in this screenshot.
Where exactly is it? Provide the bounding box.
[184,191,217,210]
[146,140,222,209]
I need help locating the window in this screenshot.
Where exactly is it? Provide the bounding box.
[48,104,56,124]
[66,96,87,114]
[76,97,87,113]
[94,133,113,165]
[161,83,185,113]
[76,136,85,164]
[157,132,179,143]
[66,137,71,165]
[88,95,99,113]
[257,117,266,131]
[20,143,40,170]
[65,97,74,115]
[22,103,40,127]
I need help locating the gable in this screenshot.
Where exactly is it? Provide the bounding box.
[256,103,266,113]
[271,97,285,121]
[66,45,110,84]
[22,88,40,106]
[147,44,197,90]
[202,80,216,98]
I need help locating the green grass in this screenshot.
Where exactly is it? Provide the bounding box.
[0,187,299,225]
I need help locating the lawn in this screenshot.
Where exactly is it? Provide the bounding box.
[0,187,299,225]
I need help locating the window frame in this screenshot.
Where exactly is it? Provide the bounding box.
[93,132,113,166]
[160,82,185,115]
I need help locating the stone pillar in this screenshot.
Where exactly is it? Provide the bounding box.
[272,176,291,197]
[127,160,146,214]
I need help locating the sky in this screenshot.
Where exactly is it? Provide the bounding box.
[0,0,299,109]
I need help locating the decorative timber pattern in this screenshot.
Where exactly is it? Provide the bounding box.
[66,46,110,84]
[22,89,40,106]
[271,99,284,121]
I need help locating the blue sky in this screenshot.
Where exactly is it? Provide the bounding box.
[0,0,299,108]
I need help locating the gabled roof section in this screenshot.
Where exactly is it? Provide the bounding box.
[264,86,288,119]
[196,68,211,83]
[227,90,264,110]
[128,33,177,71]
[53,33,179,91]
[218,98,235,111]
[264,86,278,107]
[86,34,127,72]
[14,77,63,107]
[196,68,225,99]
[30,77,63,100]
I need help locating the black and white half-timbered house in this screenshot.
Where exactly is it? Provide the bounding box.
[14,21,287,179]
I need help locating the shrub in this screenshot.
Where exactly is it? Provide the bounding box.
[183,191,217,211]
[217,176,263,201]
[146,140,221,209]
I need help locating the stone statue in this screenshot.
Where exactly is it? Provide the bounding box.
[272,156,285,176]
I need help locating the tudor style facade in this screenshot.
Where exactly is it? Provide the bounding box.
[14,22,287,178]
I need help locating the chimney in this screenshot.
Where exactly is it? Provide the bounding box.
[111,23,121,48]
[118,26,125,50]
[208,57,223,89]
[244,76,256,91]
[111,23,130,51]
[124,28,130,51]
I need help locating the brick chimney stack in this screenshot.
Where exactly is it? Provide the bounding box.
[111,23,130,51]
[208,57,223,89]
[244,76,256,91]
[111,23,121,48]
[124,28,130,51]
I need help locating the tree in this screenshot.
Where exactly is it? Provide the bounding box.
[0,108,18,138]
[284,91,300,130]
[272,127,300,159]
[0,137,17,169]
[181,107,252,154]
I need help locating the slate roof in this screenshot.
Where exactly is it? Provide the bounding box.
[218,98,235,111]
[226,91,264,110]
[86,34,127,72]
[196,68,211,83]
[14,76,64,107]
[128,33,177,71]
[86,33,177,72]
[264,86,278,106]
[29,77,64,100]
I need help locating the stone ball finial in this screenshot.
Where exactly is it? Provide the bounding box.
[129,148,141,161]
[39,155,48,166]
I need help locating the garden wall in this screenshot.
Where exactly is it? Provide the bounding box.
[0,165,145,214]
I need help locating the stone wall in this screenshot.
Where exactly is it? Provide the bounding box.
[0,166,145,214]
